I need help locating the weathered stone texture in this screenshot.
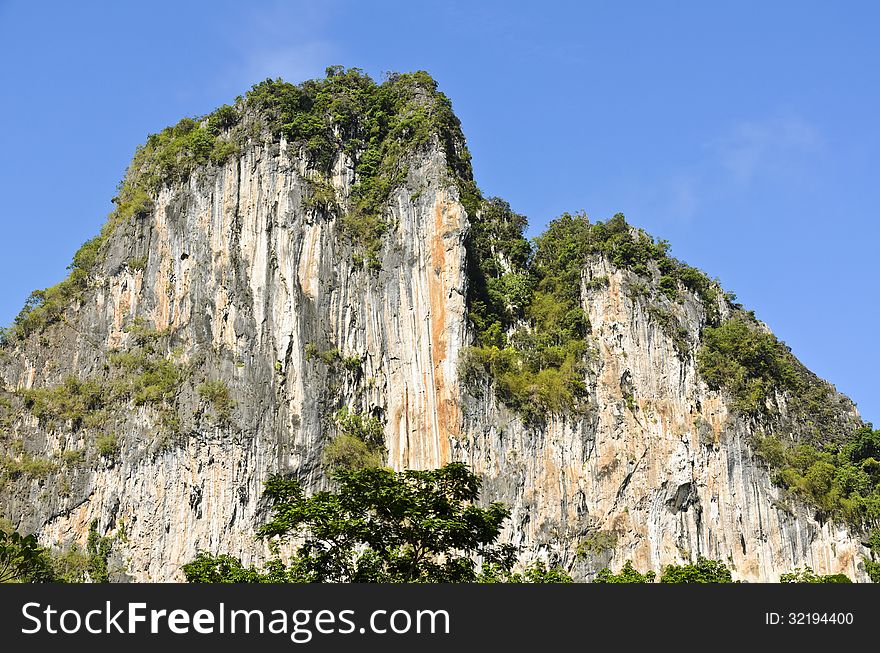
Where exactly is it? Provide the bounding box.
[0,136,868,581]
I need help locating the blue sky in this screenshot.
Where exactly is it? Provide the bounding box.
[0,1,877,424]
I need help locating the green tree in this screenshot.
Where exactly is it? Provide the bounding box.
[864,559,880,583]
[593,560,656,583]
[780,567,852,583]
[659,557,733,583]
[0,529,55,583]
[180,553,267,583]
[185,463,521,583]
[48,545,89,583]
[86,520,112,583]
[322,408,385,471]
[477,560,573,583]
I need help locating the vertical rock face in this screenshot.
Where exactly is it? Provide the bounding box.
[1,135,468,580]
[0,73,870,581]
[458,261,866,581]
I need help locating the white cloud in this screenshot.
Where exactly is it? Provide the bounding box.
[709,113,822,186]
[219,0,342,90]
[666,174,700,222]
[628,113,822,226]
[243,41,336,85]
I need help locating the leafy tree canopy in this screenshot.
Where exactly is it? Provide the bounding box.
[780,567,852,583]
[0,529,55,583]
[593,557,734,583]
[659,556,733,583]
[593,560,657,583]
[184,463,569,583]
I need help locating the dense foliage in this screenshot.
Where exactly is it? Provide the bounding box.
[0,521,111,583]
[699,317,786,414]
[464,197,533,345]
[780,567,852,583]
[697,315,840,425]
[85,519,113,583]
[0,529,55,583]
[462,211,722,422]
[563,212,722,322]
[461,212,590,421]
[245,67,469,269]
[128,115,239,193]
[595,557,757,583]
[593,560,656,583]
[752,428,880,528]
[865,558,880,583]
[184,463,572,583]
[477,560,573,583]
[185,463,509,582]
[597,558,859,584]
[322,407,386,471]
[659,557,734,583]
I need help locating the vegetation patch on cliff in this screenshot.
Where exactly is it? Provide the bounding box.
[697,313,856,444]
[462,211,722,422]
[7,181,154,342]
[752,427,880,529]
[462,209,591,421]
[698,315,800,414]
[584,213,724,324]
[13,321,188,458]
[246,67,470,269]
[322,407,385,471]
[197,380,235,425]
[0,451,58,484]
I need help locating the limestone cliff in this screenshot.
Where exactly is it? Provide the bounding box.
[0,69,871,581]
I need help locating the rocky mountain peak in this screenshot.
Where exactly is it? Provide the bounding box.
[0,68,875,582]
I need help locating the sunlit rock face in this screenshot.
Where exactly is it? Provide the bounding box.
[459,259,865,581]
[0,95,868,582]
